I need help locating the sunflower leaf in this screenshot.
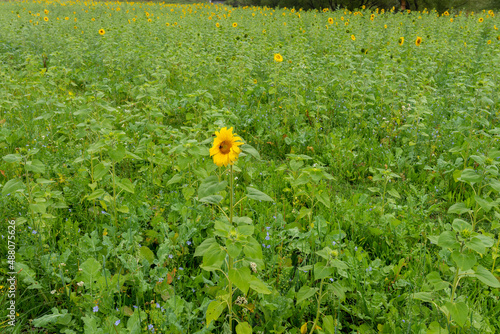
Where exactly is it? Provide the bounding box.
[240,144,260,160]
[246,187,273,201]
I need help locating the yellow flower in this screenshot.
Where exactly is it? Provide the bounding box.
[384,24,387,28]
[148,18,152,22]
[415,36,422,46]
[398,37,404,45]
[487,39,491,44]
[99,29,105,35]
[91,18,95,22]
[328,17,333,24]
[65,17,69,20]
[253,79,257,84]
[351,34,356,41]
[44,9,49,14]
[494,25,498,30]
[209,127,244,167]
[166,22,169,26]
[497,35,500,40]
[450,18,453,22]
[216,22,220,27]
[44,16,49,22]
[443,11,449,16]
[323,8,328,12]
[478,17,483,23]
[274,53,283,62]
[232,22,237,27]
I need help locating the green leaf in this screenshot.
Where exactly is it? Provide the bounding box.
[475,195,494,213]
[86,189,106,201]
[108,145,126,162]
[201,243,225,271]
[93,163,109,181]
[322,315,336,334]
[194,238,218,257]
[452,219,473,233]
[139,246,155,265]
[33,308,72,327]
[241,144,260,160]
[226,239,242,258]
[387,188,401,199]
[458,168,482,184]
[437,231,460,250]
[167,174,183,186]
[427,321,449,334]
[30,203,46,214]
[246,187,273,201]
[198,176,227,199]
[315,191,331,208]
[473,265,500,288]
[117,178,135,194]
[228,267,251,295]
[236,322,252,334]
[488,179,500,192]
[198,195,223,204]
[243,237,264,268]
[117,205,129,213]
[248,276,271,294]
[79,257,102,286]
[465,237,486,255]
[296,285,318,304]
[451,250,476,271]
[206,300,226,327]
[413,292,434,302]
[25,159,45,174]
[2,179,25,196]
[444,301,469,328]
[426,271,449,291]
[314,262,334,280]
[2,154,22,163]
[448,202,471,215]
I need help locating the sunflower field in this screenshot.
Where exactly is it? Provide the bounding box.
[1,0,500,333]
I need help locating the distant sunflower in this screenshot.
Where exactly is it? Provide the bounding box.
[415,36,422,46]
[497,35,500,40]
[398,37,404,45]
[44,9,49,14]
[443,11,449,16]
[487,39,491,44]
[450,18,453,22]
[209,127,244,167]
[99,29,105,35]
[65,17,69,20]
[351,34,356,41]
[44,16,49,22]
[232,22,237,27]
[478,17,483,23]
[384,24,387,28]
[166,22,170,26]
[274,53,283,62]
[91,18,95,22]
[328,17,333,24]
[216,22,220,27]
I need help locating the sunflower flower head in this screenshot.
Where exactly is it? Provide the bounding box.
[274,53,283,62]
[415,36,422,46]
[398,37,404,45]
[209,127,244,167]
[99,29,105,35]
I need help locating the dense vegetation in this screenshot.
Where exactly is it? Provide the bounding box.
[0,1,499,333]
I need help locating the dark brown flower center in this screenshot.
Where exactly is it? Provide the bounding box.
[218,141,231,154]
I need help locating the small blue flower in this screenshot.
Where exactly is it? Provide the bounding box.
[265,235,270,241]
[114,319,120,326]
[332,241,336,246]
[133,305,138,309]
[93,305,99,313]
[148,324,154,332]
[168,254,173,259]
[179,267,183,271]
[354,246,358,251]
[267,245,271,248]
[156,303,160,308]
[158,278,164,283]
[186,240,192,245]
[329,278,334,282]
[32,230,37,235]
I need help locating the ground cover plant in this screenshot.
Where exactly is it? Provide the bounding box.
[1,1,500,333]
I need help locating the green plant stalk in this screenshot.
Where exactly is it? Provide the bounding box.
[228,164,234,332]
[111,162,117,229]
[309,277,325,334]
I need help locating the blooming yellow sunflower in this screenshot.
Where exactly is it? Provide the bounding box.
[44,9,49,14]
[65,17,69,20]
[351,34,356,41]
[443,11,449,16]
[91,18,95,22]
[487,39,491,44]
[398,37,404,45]
[209,127,244,167]
[328,17,333,24]
[232,22,237,27]
[450,18,453,22]
[274,53,283,62]
[478,17,483,22]
[497,35,500,40]
[216,22,220,27]
[384,24,387,28]
[415,36,422,46]
[44,16,49,22]
[99,29,105,35]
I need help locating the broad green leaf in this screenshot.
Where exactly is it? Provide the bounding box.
[322,315,336,334]
[452,219,473,233]
[226,239,242,258]
[451,250,476,271]
[413,291,434,302]
[488,179,500,192]
[465,237,486,255]
[33,308,72,327]
[474,195,494,213]
[474,234,494,247]
[427,321,449,334]
[233,216,253,225]
[2,154,22,163]
[117,205,129,213]
[206,300,226,327]
[241,144,260,160]
[330,259,349,270]
[236,322,252,334]
[201,243,225,271]
[248,276,271,294]
[246,187,273,201]
[447,202,471,215]
[296,285,318,304]
[473,265,500,288]
[437,231,460,250]
[93,163,109,181]
[194,238,217,257]
[315,191,331,208]
[198,195,223,204]
[80,257,102,286]
[167,174,183,186]
[108,145,126,162]
[426,271,449,291]
[25,159,45,174]
[86,189,106,201]
[198,176,227,199]
[139,246,155,265]
[314,262,334,280]
[243,237,264,268]
[444,301,469,328]
[387,188,401,199]
[228,267,251,295]
[36,178,55,184]
[2,179,25,196]
[30,203,46,214]
[328,282,345,301]
[458,168,482,184]
[117,178,135,194]
[182,187,195,200]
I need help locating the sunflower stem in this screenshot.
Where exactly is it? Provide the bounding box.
[228,164,234,332]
